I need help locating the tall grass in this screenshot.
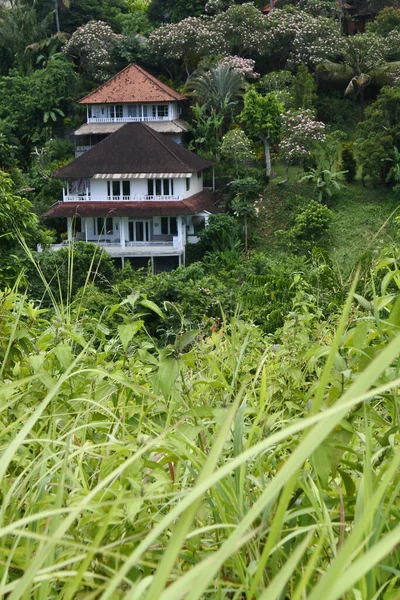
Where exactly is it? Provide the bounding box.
[0,243,399,599]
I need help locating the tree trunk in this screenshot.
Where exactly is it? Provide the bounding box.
[338,0,342,32]
[360,85,365,122]
[244,213,248,254]
[54,0,60,33]
[260,134,271,181]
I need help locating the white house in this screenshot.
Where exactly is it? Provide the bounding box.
[74,63,188,156]
[44,122,219,272]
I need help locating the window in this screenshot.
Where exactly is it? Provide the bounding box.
[142,104,148,118]
[186,177,191,192]
[96,217,113,236]
[152,104,169,118]
[127,104,138,118]
[122,180,130,197]
[110,105,123,119]
[148,179,174,197]
[163,179,174,195]
[107,181,120,198]
[161,217,178,235]
[193,216,206,234]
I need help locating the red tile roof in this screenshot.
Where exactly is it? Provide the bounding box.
[263,0,278,13]
[78,64,184,105]
[42,191,221,219]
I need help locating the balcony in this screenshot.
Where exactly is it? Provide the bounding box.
[87,116,171,124]
[63,194,184,202]
[49,239,183,257]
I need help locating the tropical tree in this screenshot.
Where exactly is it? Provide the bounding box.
[186,64,248,132]
[356,86,400,184]
[228,177,262,252]
[0,171,50,287]
[300,165,346,202]
[54,0,70,33]
[187,103,223,158]
[317,32,400,121]
[240,88,283,180]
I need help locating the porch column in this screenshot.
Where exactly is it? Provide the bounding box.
[120,217,125,248]
[67,218,73,242]
[177,216,183,250]
[84,217,88,242]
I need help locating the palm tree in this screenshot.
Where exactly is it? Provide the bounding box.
[317,33,400,121]
[185,65,248,133]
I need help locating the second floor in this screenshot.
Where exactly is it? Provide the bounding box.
[85,101,181,124]
[61,172,204,203]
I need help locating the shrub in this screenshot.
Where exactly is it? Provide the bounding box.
[27,242,116,303]
[341,142,357,183]
[292,199,332,241]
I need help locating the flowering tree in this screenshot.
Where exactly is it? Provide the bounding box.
[63,21,124,82]
[215,55,259,79]
[149,4,268,77]
[220,129,256,178]
[280,109,326,181]
[148,16,226,78]
[263,8,341,68]
[214,3,269,57]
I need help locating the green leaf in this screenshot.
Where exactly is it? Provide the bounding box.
[175,330,199,352]
[53,344,73,370]
[311,441,332,489]
[157,358,180,399]
[118,321,144,350]
[140,299,165,319]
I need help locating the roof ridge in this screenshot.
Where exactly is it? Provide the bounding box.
[134,65,182,101]
[78,63,135,104]
[141,123,191,170]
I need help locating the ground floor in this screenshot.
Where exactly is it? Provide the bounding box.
[46,213,206,273]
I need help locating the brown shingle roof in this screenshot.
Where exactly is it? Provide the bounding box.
[54,123,212,179]
[78,64,184,105]
[42,191,220,218]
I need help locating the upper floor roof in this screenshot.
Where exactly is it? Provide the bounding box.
[54,123,212,179]
[78,64,185,105]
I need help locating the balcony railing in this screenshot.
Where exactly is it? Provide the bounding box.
[87,116,171,123]
[63,194,184,202]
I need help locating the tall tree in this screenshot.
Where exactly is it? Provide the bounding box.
[240,88,283,180]
[186,64,248,134]
[317,32,400,121]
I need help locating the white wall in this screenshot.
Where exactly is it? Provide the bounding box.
[89,102,179,121]
[88,177,200,199]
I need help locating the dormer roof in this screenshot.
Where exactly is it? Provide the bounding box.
[54,123,212,179]
[78,64,184,105]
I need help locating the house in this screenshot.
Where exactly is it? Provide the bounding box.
[43,122,219,272]
[74,64,188,157]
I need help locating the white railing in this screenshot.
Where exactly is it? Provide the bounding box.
[63,195,184,202]
[87,116,171,123]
